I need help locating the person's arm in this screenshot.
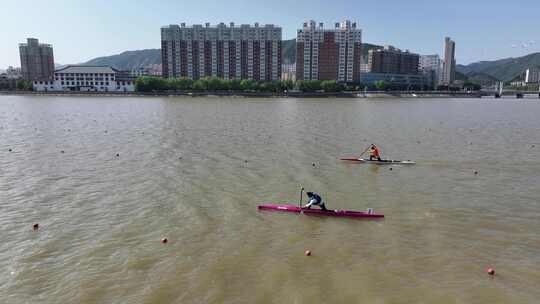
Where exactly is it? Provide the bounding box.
[303,199,315,208]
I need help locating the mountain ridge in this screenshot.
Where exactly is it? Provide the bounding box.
[82,39,383,71]
[82,42,540,84]
[457,52,540,82]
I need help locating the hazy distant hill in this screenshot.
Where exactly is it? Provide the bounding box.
[80,46,540,84]
[466,72,500,86]
[457,52,540,82]
[83,49,161,70]
[82,39,383,70]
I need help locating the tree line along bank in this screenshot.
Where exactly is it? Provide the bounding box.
[134,76,440,93]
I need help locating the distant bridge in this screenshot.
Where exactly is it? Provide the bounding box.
[480,81,540,99]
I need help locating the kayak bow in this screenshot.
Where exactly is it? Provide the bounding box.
[258,204,384,219]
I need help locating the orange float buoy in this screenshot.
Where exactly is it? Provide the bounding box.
[304,250,311,256]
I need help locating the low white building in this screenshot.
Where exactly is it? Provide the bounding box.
[33,65,135,92]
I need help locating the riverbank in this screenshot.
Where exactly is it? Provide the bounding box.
[0,90,486,98]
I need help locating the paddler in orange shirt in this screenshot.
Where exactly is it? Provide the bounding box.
[369,144,382,161]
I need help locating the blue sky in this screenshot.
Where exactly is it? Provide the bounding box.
[1,0,539,68]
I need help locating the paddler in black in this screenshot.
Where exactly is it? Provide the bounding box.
[304,192,328,211]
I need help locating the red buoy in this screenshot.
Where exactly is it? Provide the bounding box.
[487,268,495,276]
[304,250,311,256]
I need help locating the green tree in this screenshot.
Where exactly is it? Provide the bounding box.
[240,79,256,91]
[270,81,283,93]
[279,80,295,91]
[168,77,193,91]
[207,77,223,91]
[296,80,322,92]
[321,80,341,92]
[192,78,209,91]
[221,79,232,91]
[230,80,242,91]
[374,80,386,91]
[16,80,33,91]
[135,76,168,92]
[257,81,275,92]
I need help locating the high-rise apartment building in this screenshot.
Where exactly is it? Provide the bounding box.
[420,55,442,87]
[419,55,442,73]
[281,63,296,81]
[161,23,282,81]
[525,67,540,83]
[19,38,55,81]
[440,37,456,86]
[368,46,419,75]
[296,20,362,83]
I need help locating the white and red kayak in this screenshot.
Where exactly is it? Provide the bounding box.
[258,204,384,219]
[341,158,416,165]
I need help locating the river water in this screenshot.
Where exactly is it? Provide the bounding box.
[0,96,539,303]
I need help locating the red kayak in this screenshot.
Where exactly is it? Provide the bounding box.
[341,158,415,165]
[258,204,384,219]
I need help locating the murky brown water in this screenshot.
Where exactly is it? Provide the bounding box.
[0,96,539,303]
